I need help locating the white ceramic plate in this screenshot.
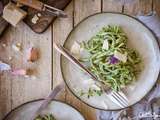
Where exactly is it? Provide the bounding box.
[3,100,85,120]
[61,13,160,110]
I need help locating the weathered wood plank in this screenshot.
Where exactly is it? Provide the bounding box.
[52,1,74,101]
[0,31,12,119]
[0,73,11,120]
[0,28,13,120]
[102,0,123,12]
[74,0,101,26]
[0,22,52,118]
[9,23,52,109]
[0,0,157,119]
[153,0,160,16]
[65,0,101,120]
[124,0,152,15]
[52,1,98,119]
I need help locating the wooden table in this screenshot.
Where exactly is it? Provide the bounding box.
[0,0,160,120]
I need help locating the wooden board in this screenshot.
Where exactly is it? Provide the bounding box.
[102,0,123,12]
[53,0,100,119]
[0,17,8,36]
[52,1,74,102]
[24,0,72,33]
[0,22,52,119]
[123,0,152,15]
[153,0,160,16]
[0,0,71,34]
[0,28,13,120]
[0,1,159,120]
[11,23,52,109]
[74,0,101,26]
[64,0,101,120]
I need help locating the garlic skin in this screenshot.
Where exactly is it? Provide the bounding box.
[31,15,39,24]
[11,69,27,76]
[27,47,39,62]
[12,43,22,52]
[0,61,11,71]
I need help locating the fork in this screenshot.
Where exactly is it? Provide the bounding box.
[53,43,129,108]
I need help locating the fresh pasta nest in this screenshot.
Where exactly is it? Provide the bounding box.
[76,25,142,95]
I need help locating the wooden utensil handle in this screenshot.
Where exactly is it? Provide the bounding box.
[17,0,44,11]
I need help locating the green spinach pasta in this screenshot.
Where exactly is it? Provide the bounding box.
[80,25,141,92]
[34,114,56,120]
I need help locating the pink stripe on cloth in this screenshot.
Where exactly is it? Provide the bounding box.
[97,12,160,120]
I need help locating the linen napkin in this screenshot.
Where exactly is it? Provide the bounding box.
[98,12,160,120]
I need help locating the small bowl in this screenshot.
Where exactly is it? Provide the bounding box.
[3,99,85,120]
[60,12,160,111]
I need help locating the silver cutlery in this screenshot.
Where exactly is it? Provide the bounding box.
[12,0,67,18]
[53,43,129,108]
[31,83,64,120]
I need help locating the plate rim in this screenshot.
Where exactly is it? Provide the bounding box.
[60,12,160,111]
[2,99,86,120]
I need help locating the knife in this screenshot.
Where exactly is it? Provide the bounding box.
[53,43,100,82]
[30,83,64,120]
[12,0,67,18]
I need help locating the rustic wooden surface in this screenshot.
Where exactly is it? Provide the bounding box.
[0,0,159,120]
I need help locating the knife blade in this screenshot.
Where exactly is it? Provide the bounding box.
[30,83,64,120]
[12,0,67,18]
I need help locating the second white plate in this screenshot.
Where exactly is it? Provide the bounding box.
[3,100,85,120]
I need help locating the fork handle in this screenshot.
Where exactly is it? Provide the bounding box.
[53,43,99,81]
